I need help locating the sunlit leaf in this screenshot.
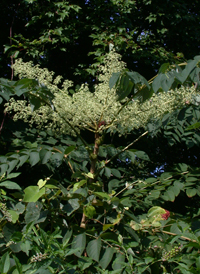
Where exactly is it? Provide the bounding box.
[23,186,45,202]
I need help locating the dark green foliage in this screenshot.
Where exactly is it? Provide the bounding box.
[2,0,200,83]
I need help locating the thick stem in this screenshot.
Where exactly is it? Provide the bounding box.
[80,132,100,229]
[90,132,99,174]
[80,214,86,229]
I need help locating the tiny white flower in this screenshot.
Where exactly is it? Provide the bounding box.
[125,182,133,190]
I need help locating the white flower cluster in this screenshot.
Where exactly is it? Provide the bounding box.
[0,202,12,222]
[5,51,197,136]
[12,58,73,93]
[31,252,47,263]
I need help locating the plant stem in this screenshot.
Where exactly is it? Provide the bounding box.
[95,130,149,179]
[161,230,197,243]
[80,131,100,228]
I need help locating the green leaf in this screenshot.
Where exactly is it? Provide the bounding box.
[64,145,76,155]
[0,164,8,175]
[0,252,10,273]
[8,210,19,223]
[108,179,121,193]
[62,229,73,247]
[112,253,125,271]
[37,179,46,189]
[126,150,135,163]
[120,197,132,207]
[103,224,114,231]
[83,205,96,219]
[17,154,29,168]
[148,190,160,199]
[160,172,173,181]
[170,185,180,197]
[99,146,107,157]
[144,257,154,264]
[94,192,110,200]
[159,63,170,73]
[45,184,59,189]
[111,169,121,178]
[23,186,45,202]
[186,177,198,182]
[109,72,121,90]
[85,172,94,179]
[6,172,21,179]
[73,179,87,192]
[7,159,19,174]
[39,228,48,247]
[14,202,25,214]
[116,74,134,101]
[186,122,200,130]
[72,233,86,257]
[186,188,197,197]
[51,152,64,165]
[25,202,42,224]
[86,237,101,262]
[63,198,80,216]
[29,151,40,166]
[0,181,21,190]
[152,74,163,93]
[147,206,166,218]
[20,240,31,256]
[133,150,150,161]
[13,255,22,274]
[99,248,115,270]
[174,180,184,191]
[162,190,175,201]
[41,150,52,164]
[104,167,111,178]
[15,78,35,89]
[176,163,188,172]
[145,177,157,183]
[77,257,93,271]
[127,71,150,88]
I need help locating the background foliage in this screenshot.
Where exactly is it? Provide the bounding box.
[1,0,200,82]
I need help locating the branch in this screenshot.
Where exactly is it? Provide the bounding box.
[160,230,197,243]
[106,130,148,165]
[95,130,148,179]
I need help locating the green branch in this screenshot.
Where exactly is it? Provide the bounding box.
[95,130,149,179]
